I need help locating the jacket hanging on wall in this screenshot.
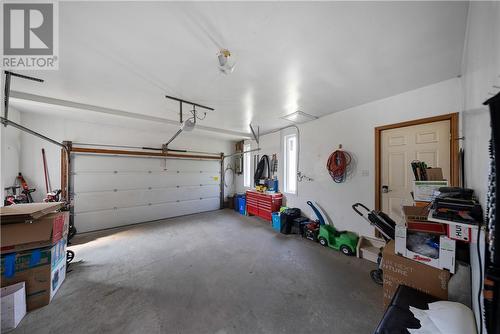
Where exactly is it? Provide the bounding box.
[254,155,270,186]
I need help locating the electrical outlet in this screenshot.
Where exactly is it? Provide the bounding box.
[361,170,369,177]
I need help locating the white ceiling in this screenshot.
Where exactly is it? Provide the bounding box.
[9,1,469,137]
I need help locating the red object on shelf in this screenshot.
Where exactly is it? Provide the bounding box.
[407,220,447,234]
[246,191,283,221]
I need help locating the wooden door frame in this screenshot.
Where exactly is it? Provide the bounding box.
[374,113,459,211]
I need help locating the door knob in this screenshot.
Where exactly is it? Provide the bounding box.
[382,185,390,193]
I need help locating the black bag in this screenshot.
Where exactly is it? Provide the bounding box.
[292,217,309,235]
[280,208,301,234]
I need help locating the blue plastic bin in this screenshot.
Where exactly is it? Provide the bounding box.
[238,197,246,215]
[272,212,282,231]
[234,194,244,212]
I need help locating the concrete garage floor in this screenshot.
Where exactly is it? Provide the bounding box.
[13,209,383,334]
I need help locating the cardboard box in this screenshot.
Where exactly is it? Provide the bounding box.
[0,202,64,224]
[403,205,446,234]
[1,282,26,332]
[395,223,456,273]
[1,239,67,311]
[426,168,444,181]
[413,181,448,202]
[402,205,429,221]
[382,241,450,309]
[1,211,69,254]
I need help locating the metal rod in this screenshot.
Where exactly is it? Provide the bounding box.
[165,128,184,147]
[223,148,261,159]
[3,72,11,126]
[3,71,44,127]
[71,142,220,156]
[4,71,44,82]
[249,124,259,144]
[70,147,221,160]
[179,101,183,123]
[73,143,146,150]
[1,117,68,151]
[165,94,214,111]
[220,153,224,209]
[144,147,187,153]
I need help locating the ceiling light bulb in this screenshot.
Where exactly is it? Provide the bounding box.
[218,54,227,67]
[217,48,235,74]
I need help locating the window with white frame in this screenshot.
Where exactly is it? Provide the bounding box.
[243,143,251,187]
[284,134,297,194]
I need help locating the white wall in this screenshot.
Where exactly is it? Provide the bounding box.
[460,2,500,332]
[462,108,489,333]
[461,0,500,205]
[0,108,22,198]
[17,112,234,203]
[462,1,500,113]
[237,78,462,237]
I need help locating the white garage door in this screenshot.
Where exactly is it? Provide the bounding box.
[71,154,221,233]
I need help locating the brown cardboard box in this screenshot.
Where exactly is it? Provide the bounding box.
[382,240,450,309]
[426,168,444,181]
[0,202,64,224]
[1,212,69,254]
[1,239,67,311]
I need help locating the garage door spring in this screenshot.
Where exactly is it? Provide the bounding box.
[327,147,351,183]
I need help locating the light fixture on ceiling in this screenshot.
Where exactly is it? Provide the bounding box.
[217,48,236,74]
[281,111,318,124]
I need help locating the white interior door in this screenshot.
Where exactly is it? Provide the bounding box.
[72,154,221,233]
[381,120,450,222]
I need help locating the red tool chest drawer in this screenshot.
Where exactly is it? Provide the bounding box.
[246,191,283,222]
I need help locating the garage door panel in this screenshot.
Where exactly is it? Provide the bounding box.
[74,185,220,213]
[74,155,219,173]
[74,155,162,171]
[72,154,221,232]
[74,172,219,193]
[158,159,220,172]
[75,198,220,233]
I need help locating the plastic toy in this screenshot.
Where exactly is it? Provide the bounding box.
[307,201,358,256]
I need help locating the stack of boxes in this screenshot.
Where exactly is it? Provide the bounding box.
[1,203,69,314]
[382,241,450,309]
[395,205,456,273]
[382,167,462,308]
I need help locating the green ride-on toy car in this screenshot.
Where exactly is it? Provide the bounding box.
[307,201,358,256]
[318,225,358,255]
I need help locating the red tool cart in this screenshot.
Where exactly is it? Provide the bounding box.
[246,190,283,222]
